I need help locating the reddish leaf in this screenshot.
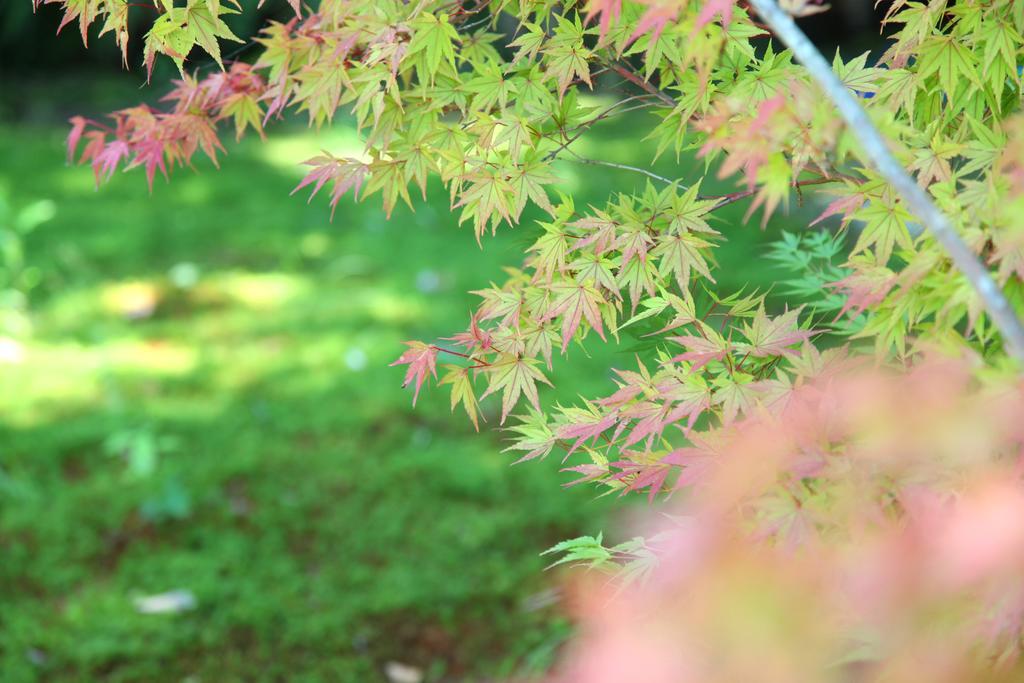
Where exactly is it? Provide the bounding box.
[584,0,622,38]
[67,116,88,163]
[390,341,439,406]
[736,307,813,358]
[628,1,680,45]
[667,334,730,370]
[695,0,737,31]
[292,155,369,219]
[544,281,608,351]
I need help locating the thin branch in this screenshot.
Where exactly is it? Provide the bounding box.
[748,0,1024,363]
[606,62,677,107]
[432,344,479,360]
[705,176,837,210]
[544,94,660,161]
[566,154,677,186]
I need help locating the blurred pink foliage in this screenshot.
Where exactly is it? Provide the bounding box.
[546,354,1024,682]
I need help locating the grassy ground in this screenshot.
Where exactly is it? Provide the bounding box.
[0,82,808,682]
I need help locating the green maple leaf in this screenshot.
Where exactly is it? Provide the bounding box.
[466,62,518,111]
[508,155,557,219]
[543,14,593,98]
[711,371,757,424]
[959,115,1005,177]
[184,1,241,70]
[440,365,481,431]
[651,231,716,290]
[143,1,240,76]
[616,255,658,312]
[832,50,883,95]
[456,168,515,241]
[915,35,980,105]
[735,306,811,358]
[544,279,608,351]
[508,22,546,63]
[482,354,552,424]
[529,220,570,282]
[852,198,916,264]
[408,12,460,82]
[666,183,717,234]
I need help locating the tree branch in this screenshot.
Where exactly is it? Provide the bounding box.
[544,94,660,162]
[606,62,677,107]
[566,154,677,185]
[747,0,1024,363]
[705,176,836,210]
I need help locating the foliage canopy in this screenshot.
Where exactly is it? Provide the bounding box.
[37,0,1024,678]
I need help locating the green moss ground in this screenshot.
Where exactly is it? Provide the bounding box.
[0,89,807,681]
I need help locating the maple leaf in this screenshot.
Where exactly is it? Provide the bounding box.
[544,279,608,351]
[543,15,594,98]
[67,115,89,163]
[407,12,460,82]
[662,445,717,490]
[620,400,673,449]
[362,158,414,218]
[92,139,132,185]
[509,156,557,219]
[810,187,867,229]
[51,0,99,46]
[695,0,736,31]
[466,62,518,111]
[184,2,242,71]
[455,167,515,241]
[390,341,439,406]
[556,404,620,454]
[616,256,658,312]
[909,130,964,188]
[666,183,717,234]
[616,225,653,269]
[569,210,619,255]
[292,154,369,219]
[851,198,916,264]
[474,283,525,327]
[915,35,981,103]
[829,263,896,320]
[439,364,482,430]
[609,453,674,501]
[445,312,493,353]
[584,0,622,39]
[143,1,242,78]
[832,50,883,95]
[482,354,552,424]
[628,0,680,45]
[509,22,546,63]
[668,326,730,370]
[504,407,558,463]
[735,306,812,358]
[657,372,712,432]
[711,371,758,424]
[529,221,570,282]
[652,230,716,290]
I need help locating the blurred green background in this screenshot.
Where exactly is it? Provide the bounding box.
[0,7,870,682]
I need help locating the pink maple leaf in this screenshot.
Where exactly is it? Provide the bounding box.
[91,140,131,186]
[390,341,439,406]
[667,335,730,370]
[628,0,681,46]
[695,0,737,31]
[584,0,623,38]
